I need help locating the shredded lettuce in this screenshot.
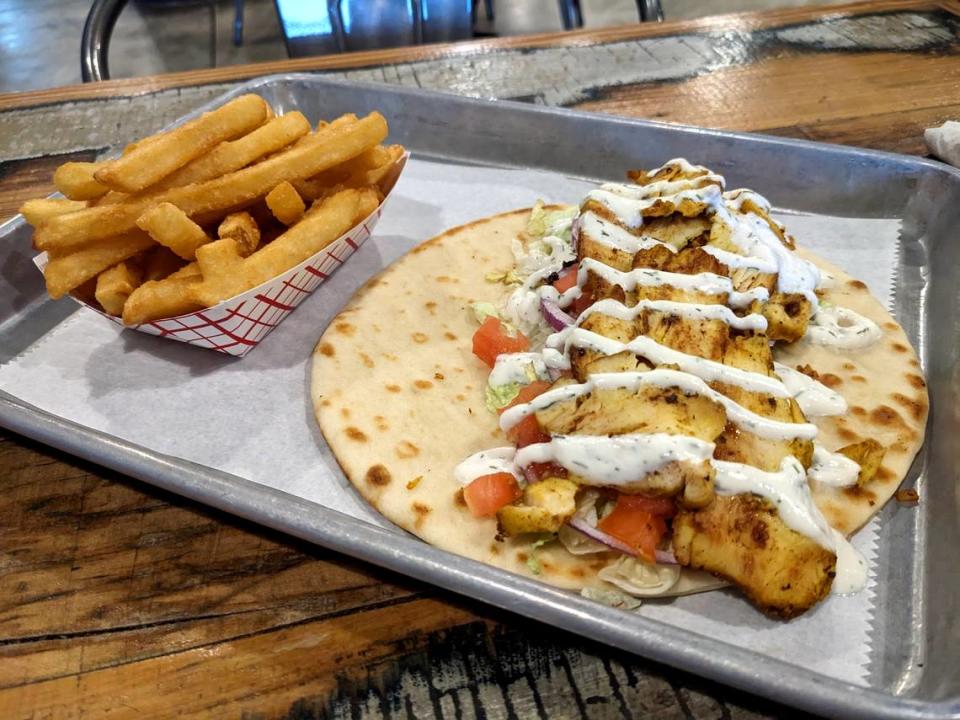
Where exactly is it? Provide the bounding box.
[525,534,555,575]
[526,201,578,241]
[485,383,521,413]
[597,556,681,597]
[580,586,643,610]
[471,302,500,324]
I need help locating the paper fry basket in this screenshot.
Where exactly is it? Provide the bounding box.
[35,155,407,358]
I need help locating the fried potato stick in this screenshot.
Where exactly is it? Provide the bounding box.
[137,202,211,260]
[95,261,143,316]
[20,198,88,226]
[191,187,379,306]
[122,276,203,325]
[53,162,110,201]
[44,232,155,299]
[94,94,269,193]
[156,111,310,190]
[36,112,388,252]
[217,212,261,256]
[265,181,305,225]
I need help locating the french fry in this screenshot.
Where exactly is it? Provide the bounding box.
[53,162,110,201]
[44,231,155,299]
[94,94,269,193]
[168,261,201,279]
[95,261,143,316]
[192,187,379,306]
[156,111,311,190]
[217,212,261,257]
[20,198,87,226]
[122,276,203,325]
[35,112,388,252]
[293,144,403,200]
[136,202,210,260]
[265,181,305,225]
[142,245,187,281]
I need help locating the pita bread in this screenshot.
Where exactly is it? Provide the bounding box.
[311,208,927,598]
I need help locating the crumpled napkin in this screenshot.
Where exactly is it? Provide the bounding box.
[924,121,960,167]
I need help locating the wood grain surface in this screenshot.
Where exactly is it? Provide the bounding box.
[1,1,956,717]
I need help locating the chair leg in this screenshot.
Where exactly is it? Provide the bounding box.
[557,0,575,30]
[208,0,217,68]
[484,0,493,21]
[636,0,664,22]
[234,0,244,45]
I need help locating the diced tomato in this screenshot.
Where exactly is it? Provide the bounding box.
[552,263,579,294]
[463,472,522,518]
[507,413,550,447]
[498,380,553,415]
[472,317,530,368]
[569,288,594,317]
[597,494,670,562]
[525,461,568,481]
[616,494,676,518]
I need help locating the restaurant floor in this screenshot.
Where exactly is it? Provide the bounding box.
[0,0,851,95]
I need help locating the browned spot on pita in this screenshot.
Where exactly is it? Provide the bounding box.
[465,384,474,391]
[569,566,586,579]
[396,441,420,459]
[374,415,388,431]
[842,362,856,371]
[373,324,381,333]
[365,464,391,486]
[876,465,895,481]
[884,321,898,330]
[843,484,876,502]
[412,502,431,528]
[838,427,860,443]
[851,375,866,383]
[540,560,553,573]
[317,342,335,357]
[850,406,867,417]
[424,301,437,315]
[383,353,399,362]
[456,393,466,401]
[871,404,904,428]
[909,358,920,368]
[412,332,428,343]
[907,374,926,390]
[434,372,445,381]
[891,393,925,422]
[335,322,355,336]
[444,332,457,341]
[453,489,467,508]
[489,543,500,555]
[516,552,528,563]
[346,426,367,442]
[847,279,868,290]
[320,399,331,407]
[820,373,842,389]
[890,342,909,353]
[414,380,434,390]
[435,275,451,283]
[340,408,350,419]
[386,384,401,393]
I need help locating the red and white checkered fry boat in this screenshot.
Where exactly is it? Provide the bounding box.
[35,155,407,358]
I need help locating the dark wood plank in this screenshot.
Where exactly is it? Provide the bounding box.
[0,152,95,222]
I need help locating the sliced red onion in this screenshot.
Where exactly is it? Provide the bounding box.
[568,517,637,556]
[540,297,574,331]
[571,216,581,254]
[567,518,679,565]
[521,464,542,484]
[547,366,563,382]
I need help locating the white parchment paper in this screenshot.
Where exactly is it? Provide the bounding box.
[0,158,901,687]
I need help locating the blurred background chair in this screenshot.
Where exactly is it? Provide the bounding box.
[82,0,664,82]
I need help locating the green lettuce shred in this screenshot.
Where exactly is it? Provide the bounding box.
[470,301,500,325]
[485,383,521,414]
[526,534,556,576]
[526,201,578,240]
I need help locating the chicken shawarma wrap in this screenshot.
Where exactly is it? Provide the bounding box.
[312,159,927,617]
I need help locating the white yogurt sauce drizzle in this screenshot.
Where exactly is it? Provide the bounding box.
[578,297,769,333]
[806,305,882,349]
[515,433,715,488]
[577,258,769,309]
[578,211,675,254]
[773,362,848,417]
[453,447,521,485]
[807,444,861,488]
[499,368,819,441]
[489,352,550,387]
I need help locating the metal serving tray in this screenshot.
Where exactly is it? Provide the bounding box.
[1,75,957,719]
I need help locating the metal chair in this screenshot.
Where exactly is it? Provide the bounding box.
[559,0,663,30]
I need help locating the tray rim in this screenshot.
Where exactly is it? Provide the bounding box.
[1,72,957,720]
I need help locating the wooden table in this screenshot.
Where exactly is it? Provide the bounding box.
[1,1,956,717]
